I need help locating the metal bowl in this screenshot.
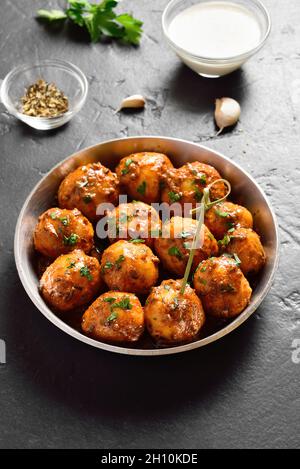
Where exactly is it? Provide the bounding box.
[14,136,279,356]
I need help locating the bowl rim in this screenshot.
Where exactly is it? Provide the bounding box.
[0,58,89,122]
[14,136,279,356]
[162,0,272,63]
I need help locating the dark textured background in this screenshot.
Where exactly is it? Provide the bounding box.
[0,0,299,449]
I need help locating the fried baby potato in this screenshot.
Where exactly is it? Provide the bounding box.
[144,279,205,344]
[161,161,226,209]
[154,216,218,277]
[193,255,252,318]
[82,291,144,343]
[204,201,253,240]
[33,207,94,258]
[223,227,266,276]
[107,201,161,249]
[40,250,103,312]
[58,162,119,222]
[101,240,159,294]
[115,152,173,204]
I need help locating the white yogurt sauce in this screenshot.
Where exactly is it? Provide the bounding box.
[168,1,262,59]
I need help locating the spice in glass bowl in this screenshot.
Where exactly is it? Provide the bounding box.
[21,79,69,117]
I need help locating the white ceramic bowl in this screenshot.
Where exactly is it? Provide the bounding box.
[162,0,271,78]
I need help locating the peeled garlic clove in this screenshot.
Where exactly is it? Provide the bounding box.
[115,94,146,113]
[215,97,241,135]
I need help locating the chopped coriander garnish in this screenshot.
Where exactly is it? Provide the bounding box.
[218,234,231,246]
[199,278,207,285]
[103,297,116,304]
[121,158,133,175]
[215,209,229,218]
[130,239,145,244]
[115,254,125,269]
[193,184,203,202]
[223,253,241,267]
[80,265,93,281]
[137,181,146,195]
[233,253,241,266]
[102,261,114,273]
[83,194,92,204]
[200,266,207,272]
[50,212,58,220]
[60,216,69,226]
[106,312,118,323]
[63,233,79,246]
[168,246,183,259]
[112,297,132,310]
[199,174,207,185]
[168,191,181,203]
[67,261,76,269]
[228,227,235,233]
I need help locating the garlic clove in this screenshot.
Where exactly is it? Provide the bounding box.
[115,94,146,113]
[215,97,241,135]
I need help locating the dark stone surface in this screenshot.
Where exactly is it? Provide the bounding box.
[0,0,299,449]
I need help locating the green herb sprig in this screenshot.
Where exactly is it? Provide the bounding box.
[37,0,143,45]
[180,179,231,295]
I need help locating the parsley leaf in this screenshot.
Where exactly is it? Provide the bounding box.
[116,14,143,45]
[130,239,145,244]
[37,9,67,21]
[37,1,143,45]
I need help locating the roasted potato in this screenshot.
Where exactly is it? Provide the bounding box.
[204,201,253,240]
[193,255,252,318]
[58,162,120,222]
[223,227,266,276]
[33,207,94,258]
[161,161,226,209]
[115,152,173,204]
[82,291,144,343]
[100,240,159,294]
[107,201,161,249]
[154,216,218,277]
[144,279,205,344]
[40,250,103,312]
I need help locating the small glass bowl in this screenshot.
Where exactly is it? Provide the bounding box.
[162,0,271,78]
[0,59,88,130]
